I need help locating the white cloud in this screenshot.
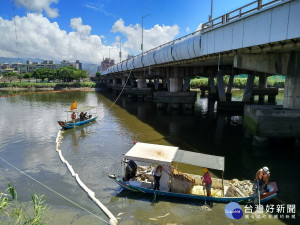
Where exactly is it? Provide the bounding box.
[0,13,123,64]
[186,27,190,33]
[83,2,117,18]
[70,17,91,37]
[16,0,59,18]
[112,18,179,54]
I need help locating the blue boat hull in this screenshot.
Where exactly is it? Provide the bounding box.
[58,114,98,129]
[109,175,276,204]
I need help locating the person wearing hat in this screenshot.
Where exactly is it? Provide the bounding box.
[201,168,212,196]
[256,166,270,192]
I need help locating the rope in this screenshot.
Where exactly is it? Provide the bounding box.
[108,70,132,109]
[0,156,109,224]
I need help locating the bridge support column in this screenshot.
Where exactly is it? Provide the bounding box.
[112,77,117,87]
[226,75,234,101]
[169,78,183,92]
[284,76,300,109]
[154,78,159,91]
[183,77,190,92]
[243,74,255,102]
[121,76,127,86]
[227,75,234,93]
[137,79,147,88]
[165,78,170,91]
[130,78,134,87]
[259,74,267,104]
[217,72,226,102]
[209,76,216,94]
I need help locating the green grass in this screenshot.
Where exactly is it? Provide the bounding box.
[0,183,50,225]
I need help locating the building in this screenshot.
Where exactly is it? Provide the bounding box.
[100,58,114,71]
[6,60,84,74]
[74,60,82,70]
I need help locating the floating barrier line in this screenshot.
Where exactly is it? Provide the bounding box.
[0,156,109,224]
[56,130,118,225]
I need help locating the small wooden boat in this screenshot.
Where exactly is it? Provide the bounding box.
[57,106,98,129]
[109,142,278,204]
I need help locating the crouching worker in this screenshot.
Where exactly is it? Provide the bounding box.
[201,168,212,196]
[152,165,168,191]
[256,166,270,192]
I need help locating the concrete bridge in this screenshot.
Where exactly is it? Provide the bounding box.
[101,0,299,116]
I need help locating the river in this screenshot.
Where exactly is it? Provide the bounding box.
[0,89,298,225]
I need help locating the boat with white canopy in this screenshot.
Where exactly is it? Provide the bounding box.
[109,142,278,203]
[57,106,98,129]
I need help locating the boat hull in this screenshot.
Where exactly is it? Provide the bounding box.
[109,175,277,204]
[58,114,98,129]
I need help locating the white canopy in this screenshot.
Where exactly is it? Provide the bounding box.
[124,142,178,165]
[173,149,225,171]
[124,142,225,171]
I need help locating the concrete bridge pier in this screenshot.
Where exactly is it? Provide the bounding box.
[121,76,127,87]
[169,77,183,93]
[154,78,159,91]
[283,66,300,148]
[258,74,267,104]
[217,72,226,102]
[208,76,217,99]
[164,78,170,91]
[226,75,234,101]
[112,77,117,87]
[137,78,147,89]
[243,74,255,103]
[283,76,300,110]
[153,67,196,113]
[183,77,190,92]
[130,78,134,87]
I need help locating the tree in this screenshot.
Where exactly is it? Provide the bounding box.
[33,68,55,82]
[17,74,24,82]
[23,73,32,82]
[96,72,101,78]
[4,72,16,83]
[56,67,87,82]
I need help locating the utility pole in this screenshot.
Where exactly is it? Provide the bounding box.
[210,0,213,25]
[141,14,150,54]
[119,37,125,63]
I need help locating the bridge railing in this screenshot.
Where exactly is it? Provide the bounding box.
[105,0,284,73]
[201,0,281,30]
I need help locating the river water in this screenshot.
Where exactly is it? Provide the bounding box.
[0,89,298,225]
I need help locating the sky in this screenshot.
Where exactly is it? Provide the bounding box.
[0,0,256,65]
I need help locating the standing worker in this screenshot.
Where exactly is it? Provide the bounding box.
[201,168,212,196]
[152,165,168,191]
[256,166,270,192]
[71,112,76,123]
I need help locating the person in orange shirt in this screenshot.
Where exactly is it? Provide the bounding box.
[71,112,76,123]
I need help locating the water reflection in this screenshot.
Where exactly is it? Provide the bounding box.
[0,90,298,225]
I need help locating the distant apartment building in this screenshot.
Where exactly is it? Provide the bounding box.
[100,58,114,71]
[1,60,83,74]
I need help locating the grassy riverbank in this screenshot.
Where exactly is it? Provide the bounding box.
[190,75,285,89]
[0,82,97,88]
